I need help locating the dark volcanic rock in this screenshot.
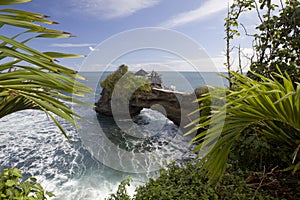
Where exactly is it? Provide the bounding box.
[94,88,112,116]
[95,86,208,129]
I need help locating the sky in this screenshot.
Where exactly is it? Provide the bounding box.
[5,0,259,72]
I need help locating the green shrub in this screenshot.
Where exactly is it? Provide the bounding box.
[134,163,217,200]
[100,65,151,94]
[229,127,294,172]
[108,163,279,200]
[186,70,300,183]
[106,177,132,200]
[0,168,54,200]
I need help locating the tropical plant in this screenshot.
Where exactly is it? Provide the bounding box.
[0,168,55,199]
[100,65,151,95]
[0,0,91,139]
[186,70,300,183]
[225,0,300,84]
[0,0,91,199]
[108,163,278,200]
[105,176,132,200]
[248,0,300,83]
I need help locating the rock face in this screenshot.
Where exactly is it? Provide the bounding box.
[95,86,208,129]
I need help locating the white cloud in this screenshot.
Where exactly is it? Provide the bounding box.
[160,0,233,28]
[110,57,227,72]
[71,0,161,19]
[51,43,97,47]
[82,57,225,72]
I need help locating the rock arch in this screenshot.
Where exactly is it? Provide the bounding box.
[95,86,208,130]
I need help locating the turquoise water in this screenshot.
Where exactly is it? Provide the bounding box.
[0,71,227,199]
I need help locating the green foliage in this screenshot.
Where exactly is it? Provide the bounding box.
[100,65,128,93]
[224,0,255,80]
[0,0,31,6]
[134,163,217,200]
[227,0,300,83]
[249,0,300,83]
[109,163,278,200]
[0,1,90,198]
[186,70,300,183]
[194,86,210,120]
[229,126,294,172]
[0,168,55,200]
[100,65,151,95]
[106,177,132,200]
[0,1,91,140]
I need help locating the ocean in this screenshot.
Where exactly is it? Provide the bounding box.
[0,71,227,199]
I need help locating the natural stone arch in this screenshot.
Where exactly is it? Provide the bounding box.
[95,86,208,130]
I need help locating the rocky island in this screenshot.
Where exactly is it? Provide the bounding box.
[95,65,208,129]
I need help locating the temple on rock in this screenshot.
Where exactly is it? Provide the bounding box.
[134,69,162,87]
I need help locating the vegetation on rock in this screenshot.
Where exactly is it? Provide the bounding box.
[100,65,151,95]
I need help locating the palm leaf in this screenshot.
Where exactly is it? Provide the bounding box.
[0,0,31,6]
[187,70,300,182]
[0,1,92,139]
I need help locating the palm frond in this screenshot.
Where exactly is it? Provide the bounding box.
[0,2,92,139]
[187,70,300,182]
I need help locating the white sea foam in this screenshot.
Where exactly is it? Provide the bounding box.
[0,71,223,199]
[0,108,192,199]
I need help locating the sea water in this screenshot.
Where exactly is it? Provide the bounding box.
[0,72,227,199]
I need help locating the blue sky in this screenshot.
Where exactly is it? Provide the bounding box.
[6,0,257,72]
